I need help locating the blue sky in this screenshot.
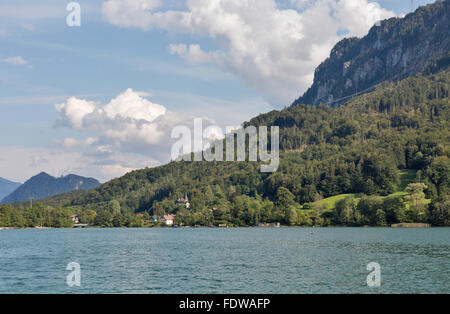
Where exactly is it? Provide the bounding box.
[0,0,437,182]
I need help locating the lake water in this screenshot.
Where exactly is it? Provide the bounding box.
[0,228,448,294]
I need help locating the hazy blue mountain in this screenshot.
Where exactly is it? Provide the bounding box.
[0,177,21,201]
[293,0,449,107]
[1,172,100,204]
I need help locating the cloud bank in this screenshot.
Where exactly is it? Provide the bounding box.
[53,88,222,180]
[102,0,395,105]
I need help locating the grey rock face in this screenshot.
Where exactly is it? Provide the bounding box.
[293,0,450,107]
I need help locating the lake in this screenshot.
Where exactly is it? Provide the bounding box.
[0,228,448,294]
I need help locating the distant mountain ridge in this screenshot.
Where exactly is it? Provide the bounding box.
[293,0,450,107]
[1,172,100,204]
[0,177,21,201]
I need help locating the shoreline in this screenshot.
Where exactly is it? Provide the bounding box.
[0,224,440,230]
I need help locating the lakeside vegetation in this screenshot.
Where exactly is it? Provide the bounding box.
[1,70,449,228]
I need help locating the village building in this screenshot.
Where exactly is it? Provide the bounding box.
[162,214,175,226]
[257,222,281,228]
[176,194,190,209]
[70,214,79,224]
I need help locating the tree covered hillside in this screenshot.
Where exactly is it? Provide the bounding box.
[5,69,446,228]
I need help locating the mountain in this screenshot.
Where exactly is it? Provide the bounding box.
[21,2,450,227]
[41,69,449,223]
[0,177,21,201]
[293,0,450,107]
[1,172,100,204]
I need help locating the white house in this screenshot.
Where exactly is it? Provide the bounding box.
[162,214,175,226]
[70,214,79,224]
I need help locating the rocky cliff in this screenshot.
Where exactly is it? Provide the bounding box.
[293,0,449,107]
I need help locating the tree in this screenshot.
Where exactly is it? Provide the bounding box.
[108,200,121,216]
[405,183,428,210]
[382,197,406,224]
[334,198,355,225]
[275,187,296,210]
[80,209,97,225]
[94,210,113,227]
[428,199,450,226]
[286,206,298,226]
[375,209,387,226]
[357,196,382,225]
[275,187,297,223]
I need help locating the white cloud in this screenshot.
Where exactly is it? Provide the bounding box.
[3,56,28,66]
[0,146,157,183]
[57,137,99,150]
[103,88,166,122]
[61,138,81,149]
[98,164,138,179]
[102,0,163,30]
[55,88,168,146]
[55,97,96,129]
[102,0,395,105]
[169,43,188,55]
[52,88,231,180]
[5,89,263,183]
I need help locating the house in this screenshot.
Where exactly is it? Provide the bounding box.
[162,215,175,226]
[257,222,281,228]
[70,215,79,224]
[176,194,191,209]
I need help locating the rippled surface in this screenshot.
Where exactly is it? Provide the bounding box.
[0,228,448,293]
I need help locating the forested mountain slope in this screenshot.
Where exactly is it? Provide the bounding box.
[2,1,449,228]
[31,69,449,227]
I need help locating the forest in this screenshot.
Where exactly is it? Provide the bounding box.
[1,69,449,228]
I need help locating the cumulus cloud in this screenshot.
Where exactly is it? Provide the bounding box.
[55,88,168,146]
[55,97,96,129]
[102,0,395,105]
[53,88,224,180]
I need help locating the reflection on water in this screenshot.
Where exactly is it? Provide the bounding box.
[0,228,448,293]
